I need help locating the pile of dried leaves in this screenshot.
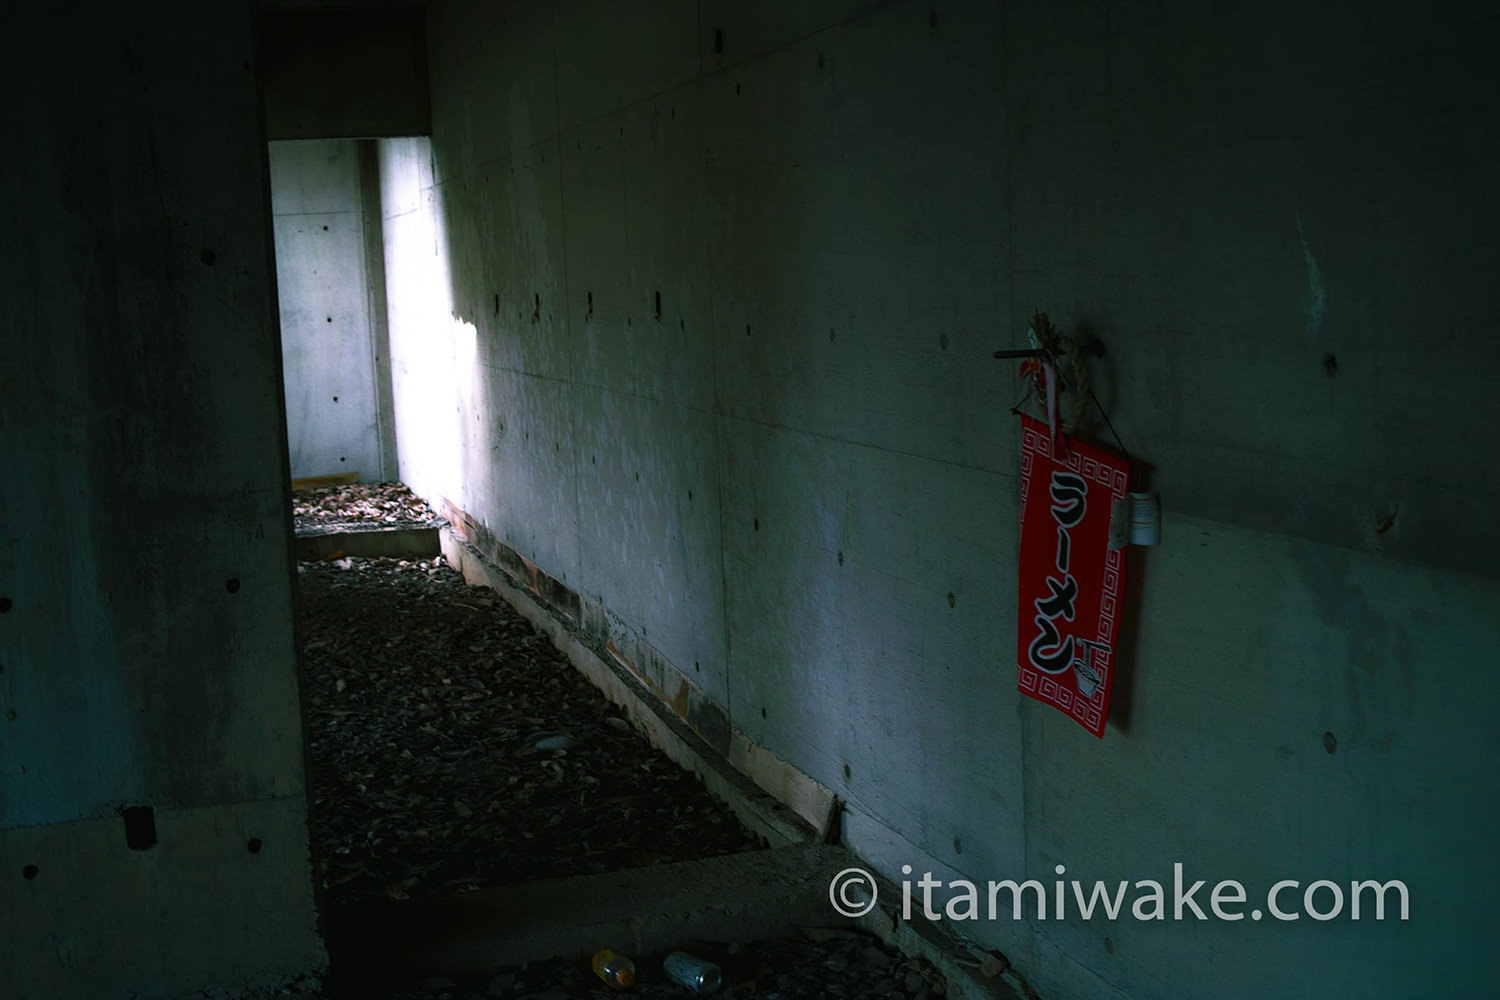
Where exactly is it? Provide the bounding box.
[378,929,948,1000]
[295,481,442,532]
[299,556,764,905]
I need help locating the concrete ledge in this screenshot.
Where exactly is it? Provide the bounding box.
[436,503,836,837]
[294,525,440,560]
[330,844,853,975]
[432,526,1020,1000]
[1,797,324,1000]
[853,868,1025,1000]
[440,527,816,850]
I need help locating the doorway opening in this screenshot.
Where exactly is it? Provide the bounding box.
[267,138,859,1000]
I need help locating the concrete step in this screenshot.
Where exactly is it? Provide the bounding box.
[327,843,854,976]
[295,525,441,560]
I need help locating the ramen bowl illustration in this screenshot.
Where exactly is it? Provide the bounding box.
[1073,656,1102,697]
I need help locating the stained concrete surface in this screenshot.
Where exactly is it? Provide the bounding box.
[332,843,852,976]
[5,1,1496,998]
[260,5,431,141]
[1,3,322,997]
[272,139,390,481]
[377,2,1500,998]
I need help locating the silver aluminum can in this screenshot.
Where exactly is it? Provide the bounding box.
[662,951,722,995]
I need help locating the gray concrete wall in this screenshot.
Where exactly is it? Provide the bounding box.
[260,5,430,141]
[271,138,391,481]
[0,3,323,997]
[381,2,1500,997]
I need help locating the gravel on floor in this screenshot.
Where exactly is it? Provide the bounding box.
[294,481,443,532]
[300,556,765,905]
[290,490,950,1000]
[320,928,948,1000]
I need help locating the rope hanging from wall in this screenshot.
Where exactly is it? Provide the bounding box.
[1017,311,1091,436]
[996,310,1131,466]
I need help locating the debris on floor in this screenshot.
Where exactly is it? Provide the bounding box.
[299,556,764,905]
[294,481,442,532]
[346,929,948,1000]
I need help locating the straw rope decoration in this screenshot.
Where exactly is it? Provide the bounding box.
[1026,311,1091,436]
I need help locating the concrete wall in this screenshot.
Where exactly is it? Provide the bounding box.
[260,5,430,141]
[380,2,1500,998]
[0,3,323,997]
[271,138,393,482]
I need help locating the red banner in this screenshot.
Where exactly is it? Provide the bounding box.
[1016,414,1131,737]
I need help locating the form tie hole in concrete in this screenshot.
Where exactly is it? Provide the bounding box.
[947,592,956,608]
[322,225,329,231]
[22,864,38,880]
[1323,731,1337,754]
[843,762,851,781]
[333,396,339,403]
[1104,937,1115,955]
[687,490,694,501]
[340,456,346,462]
[1322,352,1338,376]
[761,707,767,719]
[225,578,241,594]
[200,248,216,266]
[736,82,741,96]
[655,290,662,320]
[494,293,500,316]
[0,597,11,613]
[694,661,700,673]
[122,805,157,851]
[837,551,844,566]
[247,837,263,854]
[939,333,948,350]
[753,517,760,531]
[635,472,640,482]
[326,316,332,323]
[587,291,593,317]
[715,28,723,54]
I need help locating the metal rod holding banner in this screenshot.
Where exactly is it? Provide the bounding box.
[992,342,1104,361]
